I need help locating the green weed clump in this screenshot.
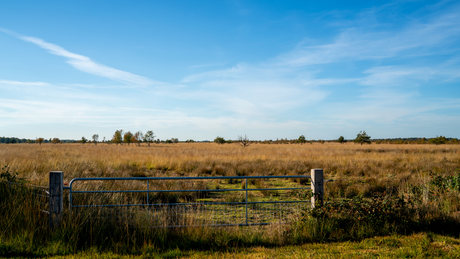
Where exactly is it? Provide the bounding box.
[310,194,416,231]
[287,193,417,243]
[429,169,460,192]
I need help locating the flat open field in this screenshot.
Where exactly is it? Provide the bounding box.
[1,142,459,197]
[1,142,460,258]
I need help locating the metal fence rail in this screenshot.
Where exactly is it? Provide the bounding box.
[66,175,315,227]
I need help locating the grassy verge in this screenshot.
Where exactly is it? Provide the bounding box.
[4,233,460,258]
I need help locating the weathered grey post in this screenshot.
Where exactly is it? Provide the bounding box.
[311,169,324,209]
[49,171,63,230]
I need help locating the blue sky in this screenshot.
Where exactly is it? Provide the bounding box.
[1,0,459,141]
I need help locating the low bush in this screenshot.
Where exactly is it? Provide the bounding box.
[311,193,416,230]
[430,170,460,192]
[288,193,418,242]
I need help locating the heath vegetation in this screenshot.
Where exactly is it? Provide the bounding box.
[1,142,460,257]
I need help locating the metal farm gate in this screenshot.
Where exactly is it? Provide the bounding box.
[21,169,325,229]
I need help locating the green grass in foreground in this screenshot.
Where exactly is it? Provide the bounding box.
[3,232,460,258]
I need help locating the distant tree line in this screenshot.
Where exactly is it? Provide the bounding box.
[0,137,77,144]
[374,136,458,145]
[213,132,459,146]
[1,132,459,146]
[0,137,30,144]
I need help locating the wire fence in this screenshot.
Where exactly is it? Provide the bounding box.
[4,181,50,215]
[71,201,307,228]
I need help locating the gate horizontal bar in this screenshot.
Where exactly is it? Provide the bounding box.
[71,200,310,208]
[70,186,311,194]
[68,175,311,187]
[145,222,281,228]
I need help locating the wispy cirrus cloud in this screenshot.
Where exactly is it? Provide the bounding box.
[0,28,154,86]
[359,66,436,88]
[176,3,460,123]
[180,63,333,116]
[0,79,118,101]
[275,4,460,67]
[322,96,460,125]
[0,80,49,86]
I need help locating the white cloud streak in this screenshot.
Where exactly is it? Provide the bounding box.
[0,28,153,86]
[179,63,332,116]
[276,5,460,67]
[0,80,49,86]
[0,80,117,101]
[174,4,460,124]
[21,36,154,86]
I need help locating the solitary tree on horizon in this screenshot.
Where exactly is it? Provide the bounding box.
[36,137,44,146]
[143,130,155,147]
[51,138,61,144]
[92,134,99,145]
[214,136,226,144]
[298,135,306,144]
[112,130,123,145]
[353,131,371,145]
[124,131,133,145]
[238,135,251,148]
[132,131,143,147]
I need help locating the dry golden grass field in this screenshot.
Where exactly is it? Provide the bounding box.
[2,142,460,257]
[1,142,459,197]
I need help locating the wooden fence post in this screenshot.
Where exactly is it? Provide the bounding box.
[49,171,63,230]
[311,169,324,209]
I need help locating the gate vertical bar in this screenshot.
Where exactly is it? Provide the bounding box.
[311,169,324,209]
[245,179,248,225]
[147,180,149,207]
[49,171,63,230]
[68,183,72,213]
